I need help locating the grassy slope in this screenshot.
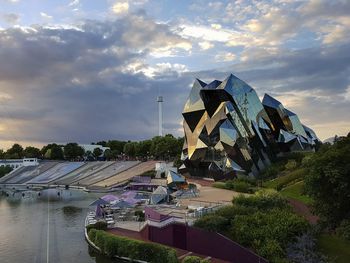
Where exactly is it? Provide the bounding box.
[318,234,350,263]
[280,181,313,205]
[262,168,313,205]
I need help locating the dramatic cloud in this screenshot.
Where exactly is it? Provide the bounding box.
[0,0,349,149]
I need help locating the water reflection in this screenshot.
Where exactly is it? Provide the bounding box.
[0,188,122,263]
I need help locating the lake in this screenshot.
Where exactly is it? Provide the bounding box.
[0,188,122,263]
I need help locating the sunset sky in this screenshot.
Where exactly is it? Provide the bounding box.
[0,0,349,149]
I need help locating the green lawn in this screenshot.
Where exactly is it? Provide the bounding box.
[262,168,306,189]
[280,181,313,205]
[212,181,227,189]
[318,234,350,263]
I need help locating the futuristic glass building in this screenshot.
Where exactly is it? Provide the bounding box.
[180,74,319,180]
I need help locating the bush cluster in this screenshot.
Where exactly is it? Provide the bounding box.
[304,134,350,228]
[233,189,289,210]
[275,168,306,191]
[194,190,309,263]
[182,256,210,263]
[336,219,350,240]
[213,177,257,193]
[88,229,178,263]
[86,221,108,233]
[261,152,308,180]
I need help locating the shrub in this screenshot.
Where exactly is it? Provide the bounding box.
[182,256,201,263]
[86,221,108,233]
[285,160,297,170]
[261,163,283,179]
[229,209,309,262]
[94,231,107,253]
[212,182,227,189]
[90,230,178,262]
[88,228,97,243]
[214,177,257,193]
[193,214,228,233]
[255,239,284,262]
[264,168,307,191]
[215,205,257,221]
[182,256,210,263]
[233,190,289,210]
[104,235,119,257]
[134,210,145,221]
[167,249,179,263]
[336,219,350,240]
[232,180,251,193]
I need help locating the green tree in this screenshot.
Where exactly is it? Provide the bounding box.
[64,143,85,160]
[96,141,107,147]
[23,146,41,158]
[106,140,126,155]
[305,133,350,227]
[123,142,136,158]
[93,147,103,159]
[0,149,5,159]
[43,143,64,160]
[6,143,24,159]
[0,165,13,178]
[103,149,113,160]
[135,140,152,158]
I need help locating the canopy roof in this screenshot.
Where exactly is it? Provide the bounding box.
[166,170,186,185]
[89,198,109,206]
[150,186,168,204]
[111,200,134,208]
[101,194,119,202]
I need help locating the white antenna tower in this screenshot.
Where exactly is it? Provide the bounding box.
[157,96,163,136]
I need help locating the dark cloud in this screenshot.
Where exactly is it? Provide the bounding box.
[0,15,192,145]
[0,10,349,146]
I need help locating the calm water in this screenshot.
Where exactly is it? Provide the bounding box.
[0,188,122,263]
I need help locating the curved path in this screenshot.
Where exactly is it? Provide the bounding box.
[288,198,319,224]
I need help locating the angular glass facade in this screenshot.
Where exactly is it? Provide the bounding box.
[180,74,319,180]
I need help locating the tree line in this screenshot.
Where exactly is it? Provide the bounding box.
[0,134,184,162]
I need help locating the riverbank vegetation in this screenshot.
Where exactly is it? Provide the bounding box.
[88,229,178,263]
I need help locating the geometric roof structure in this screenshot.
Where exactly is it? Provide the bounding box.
[150,186,169,204]
[180,74,320,180]
[166,170,186,185]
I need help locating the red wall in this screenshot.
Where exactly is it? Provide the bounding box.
[141,223,268,263]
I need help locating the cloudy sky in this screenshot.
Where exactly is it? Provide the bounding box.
[0,0,349,149]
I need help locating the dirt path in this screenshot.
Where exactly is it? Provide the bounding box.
[288,198,319,224]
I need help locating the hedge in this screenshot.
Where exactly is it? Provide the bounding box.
[263,168,307,191]
[88,229,178,263]
[182,256,210,262]
[233,190,289,210]
[86,221,107,233]
[213,177,257,193]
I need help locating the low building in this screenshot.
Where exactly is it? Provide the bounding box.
[79,144,110,154]
[0,158,39,169]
